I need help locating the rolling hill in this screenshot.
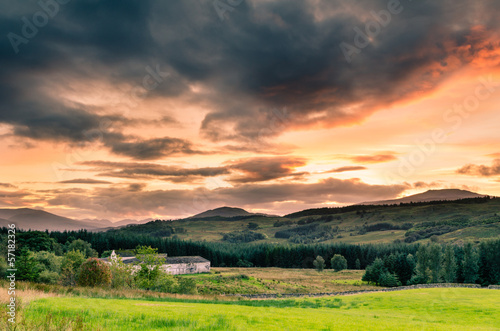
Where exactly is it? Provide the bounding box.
[359,189,487,205]
[108,190,500,245]
[0,208,150,232]
[0,208,104,231]
[190,207,255,218]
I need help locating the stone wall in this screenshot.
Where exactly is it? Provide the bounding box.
[228,283,485,299]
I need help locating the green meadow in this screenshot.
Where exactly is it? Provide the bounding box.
[5,288,500,330]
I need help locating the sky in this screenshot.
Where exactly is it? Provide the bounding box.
[1,0,500,221]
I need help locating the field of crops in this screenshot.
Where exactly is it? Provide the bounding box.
[3,288,499,330]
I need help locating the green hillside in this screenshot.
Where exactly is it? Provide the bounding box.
[108,197,500,245]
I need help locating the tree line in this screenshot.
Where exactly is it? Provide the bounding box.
[1,228,498,286]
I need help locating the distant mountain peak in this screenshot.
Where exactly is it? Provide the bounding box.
[359,188,488,206]
[190,206,252,218]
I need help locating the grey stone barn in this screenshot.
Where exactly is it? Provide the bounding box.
[102,251,210,275]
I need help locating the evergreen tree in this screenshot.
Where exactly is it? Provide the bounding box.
[429,244,443,283]
[442,245,457,283]
[16,249,41,282]
[393,253,415,286]
[362,258,385,285]
[412,245,431,284]
[462,243,480,284]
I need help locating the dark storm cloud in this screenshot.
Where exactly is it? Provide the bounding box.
[0,0,192,159]
[1,0,499,151]
[104,134,204,160]
[78,160,229,183]
[457,159,500,177]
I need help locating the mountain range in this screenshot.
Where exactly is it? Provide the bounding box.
[358,189,487,205]
[0,189,492,232]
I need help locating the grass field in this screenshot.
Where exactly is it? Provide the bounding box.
[184,268,379,294]
[3,288,499,330]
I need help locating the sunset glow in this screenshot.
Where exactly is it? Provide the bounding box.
[1,0,500,221]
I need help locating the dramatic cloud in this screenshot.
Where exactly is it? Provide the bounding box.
[1,0,499,219]
[345,152,398,164]
[58,179,112,185]
[1,0,499,152]
[226,157,308,183]
[104,135,205,160]
[45,177,408,217]
[0,183,16,189]
[457,159,500,177]
[325,166,367,173]
[78,161,229,183]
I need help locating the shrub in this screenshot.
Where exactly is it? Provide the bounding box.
[109,256,135,289]
[38,270,60,284]
[247,222,259,230]
[313,256,325,272]
[222,230,266,243]
[236,259,254,267]
[273,220,293,227]
[77,258,112,287]
[152,273,177,293]
[61,250,86,286]
[67,239,98,258]
[331,254,348,272]
[177,277,197,294]
[34,251,62,274]
[379,272,401,287]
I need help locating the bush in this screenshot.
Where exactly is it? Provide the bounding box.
[61,250,86,286]
[313,256,325,272]
[331,254,348,272]
[247,222,259,230]
[38,270,60,284]
[378,272,401,287]
[236,259,254,267]
[222,230,266,243]
[109,256,135,289]
[67,239,98,258]
[273,220,293,227]
[152,273,177,293]
[34,251,62,274]
[77,258,112,287]
[177,277,197,294]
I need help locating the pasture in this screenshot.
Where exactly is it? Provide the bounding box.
[2,288,499,330]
